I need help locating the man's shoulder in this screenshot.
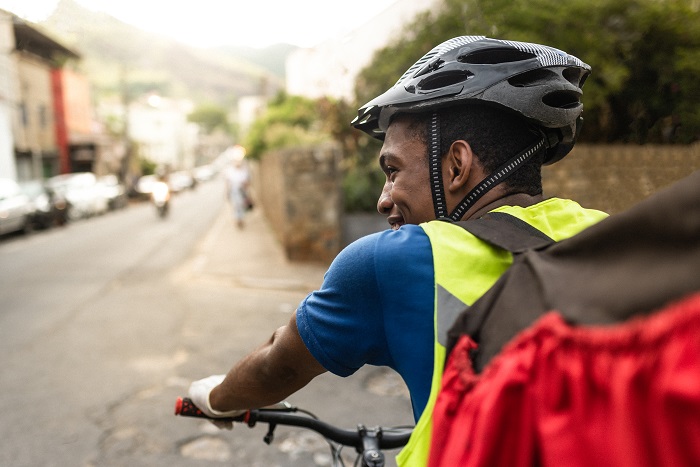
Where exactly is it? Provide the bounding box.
[375,224,432,255]
[336,225,432,268]
[347,224,430,248]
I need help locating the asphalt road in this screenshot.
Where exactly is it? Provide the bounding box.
[0,177,413,467]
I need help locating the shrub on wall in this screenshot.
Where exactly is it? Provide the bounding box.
[243,92,335,160]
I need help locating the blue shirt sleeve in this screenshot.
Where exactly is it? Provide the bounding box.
[296,231,389,376]
[296,226,435,419]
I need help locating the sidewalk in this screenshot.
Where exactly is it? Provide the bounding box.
[179,204,328,295]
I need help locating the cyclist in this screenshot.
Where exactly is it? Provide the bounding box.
[188,36,608,465]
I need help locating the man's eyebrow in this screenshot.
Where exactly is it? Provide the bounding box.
[379,152,397,168]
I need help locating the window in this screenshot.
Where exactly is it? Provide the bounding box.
[20,102,28,127]
[39,105,48,128]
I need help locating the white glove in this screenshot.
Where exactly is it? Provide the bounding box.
[188,374,246,430]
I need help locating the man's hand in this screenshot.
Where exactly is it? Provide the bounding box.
[188,375,246,430]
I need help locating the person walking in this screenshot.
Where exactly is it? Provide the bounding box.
[223,148,251,228]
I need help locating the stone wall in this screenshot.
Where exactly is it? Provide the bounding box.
[543,143,700,214]
[256,144,343,264]
[256,142,700,264]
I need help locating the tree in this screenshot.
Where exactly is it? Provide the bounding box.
[243,92,336,160]
[188,103,232,134]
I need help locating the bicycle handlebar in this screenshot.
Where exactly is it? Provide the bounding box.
[174,397,412,450]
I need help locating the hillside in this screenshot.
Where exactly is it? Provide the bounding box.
[40,0,294,104]
[211,43,298,79]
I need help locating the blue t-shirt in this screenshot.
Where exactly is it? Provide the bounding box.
[296,225,435,420]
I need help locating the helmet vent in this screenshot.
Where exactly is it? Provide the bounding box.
[418,70,474,91]
[562,67,588,87]
[509,68,559,87]
[542,90,581,109]
[459,48,536,64]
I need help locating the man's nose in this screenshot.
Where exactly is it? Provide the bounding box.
[377,182,393,214]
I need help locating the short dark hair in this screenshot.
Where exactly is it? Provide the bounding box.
[403,104,544,195]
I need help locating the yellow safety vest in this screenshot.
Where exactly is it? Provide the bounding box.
[396,199,607,466]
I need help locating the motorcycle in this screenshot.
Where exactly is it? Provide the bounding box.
[151,181,171,218]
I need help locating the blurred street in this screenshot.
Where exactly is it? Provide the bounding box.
[0,177,413,466]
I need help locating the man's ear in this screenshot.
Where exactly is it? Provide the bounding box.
[445,140,474,192]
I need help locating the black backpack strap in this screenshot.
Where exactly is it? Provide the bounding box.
[454,211,554,253]
[435,212,555,348]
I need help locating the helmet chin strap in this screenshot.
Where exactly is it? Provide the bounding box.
[428,110,546,222]
[428,112,448,219]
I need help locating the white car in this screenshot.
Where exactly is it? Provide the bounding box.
[97,175,128,210]
[194,165,216,182]
[134,175,158,198]
[168,171,195,193]
[0,178,32,235]
[47,173,109,220]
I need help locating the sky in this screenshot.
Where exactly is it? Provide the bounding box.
[0,0,399,48]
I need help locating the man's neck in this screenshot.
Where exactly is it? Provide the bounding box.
[464,192,544,220]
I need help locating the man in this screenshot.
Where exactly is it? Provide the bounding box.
[188,36,607,465]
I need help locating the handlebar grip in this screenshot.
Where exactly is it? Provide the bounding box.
[175,397,205,417]
[174,397,249,422]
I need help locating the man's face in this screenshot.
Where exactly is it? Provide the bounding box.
[377,117,436,229]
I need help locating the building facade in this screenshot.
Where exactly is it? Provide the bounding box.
[0,10,94,182]
[14,48,58,179]
[126,94,199,171]
[52,67,95,173]
[0,10,19,179]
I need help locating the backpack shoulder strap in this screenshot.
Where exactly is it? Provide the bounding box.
[435,212,555,352]
[454,211,554,253]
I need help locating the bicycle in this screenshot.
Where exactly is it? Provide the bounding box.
[175,397,413,467]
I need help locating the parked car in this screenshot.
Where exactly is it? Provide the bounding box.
[47,172,109,220]
[19,180,70,229]
[133,174,158,200]
[97,175,128,210]
[168,171,195,193]
[193,165,216,183]
[0,178,33,236]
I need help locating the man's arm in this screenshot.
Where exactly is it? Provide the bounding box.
[208,311,327,411]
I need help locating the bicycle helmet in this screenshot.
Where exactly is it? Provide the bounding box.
[351,36,591,221]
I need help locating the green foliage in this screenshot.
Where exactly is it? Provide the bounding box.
[139,157,157,176]
[188,103,232,134]
[240,92,385,211]
[243,92,338,160]
[342,156,385,212]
